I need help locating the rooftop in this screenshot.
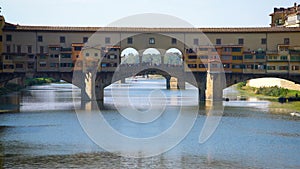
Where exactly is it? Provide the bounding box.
[4,22,300,33]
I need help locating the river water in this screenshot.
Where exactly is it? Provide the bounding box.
[0,79,299,168]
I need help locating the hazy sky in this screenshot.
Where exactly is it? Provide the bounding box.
[1,0,298,27]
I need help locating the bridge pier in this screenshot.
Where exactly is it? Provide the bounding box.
[177,77,185,90]
[120,78,126,84]
[206,72,225,101]
[166,76,171,90]
[198,82,206,101]
[80,72,105,110]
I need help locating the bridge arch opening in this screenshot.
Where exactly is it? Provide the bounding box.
[120,47,139,65]
[142,48,161,66]
[164,48,183,66]
[224,77,300,100]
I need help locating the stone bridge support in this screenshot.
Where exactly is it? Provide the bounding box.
[177,77,186,90]
[166,76,171,90]
[206,72,226,101]
[79,72,113,110]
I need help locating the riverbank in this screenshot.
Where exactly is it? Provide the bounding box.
[236,82,300,113]
[0,78,60,96]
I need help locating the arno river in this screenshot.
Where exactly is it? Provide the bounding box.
[0,79,299,168]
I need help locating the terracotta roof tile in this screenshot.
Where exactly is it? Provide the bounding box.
[4,22,300,33]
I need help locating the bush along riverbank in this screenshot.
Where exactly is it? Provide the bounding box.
[236,82,300,112]
[25,77,59,86]
[0,78,59,96]
[237,82,300,99]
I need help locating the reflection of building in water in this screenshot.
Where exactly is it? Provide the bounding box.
[0,143,3,169]
[0,94,20,112]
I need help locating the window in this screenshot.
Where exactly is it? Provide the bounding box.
[188,55,197,59]
[17,45,21,53]
[244,55,253,59]
[246,64,254,69]
[149,38,155,44]
[85,53,89,57]
[238,38,244,45]
[216,38,221,45]
[83,37,88,43]
[267,66,276,70]
[280,56,288,60]
[38,36,43,42]
[127,37,133,44]
[61,53,71,58]
[109,54,116,59]
[188,64,197,68]
[256,54,265,59]
[232,64,241,69]
[105,37,111,44]
[268,55,278,60]
[50,54,59,58]
[199,48,208,51]
[223,47,231,52]
[50,63,59,68]
[16,64,23,69]
[291,56,300,61]
[60,36,66,43]
[211,64,219,68]
[6,34,12,41]
[28,62,34,69]
[28,55,34,59]
[40,55,47,59]
[28,46,32,53]
[60,63,74,67]
[200,55,208,59]
[232,47,242,52]
[291,65,300,70]
[255,64,265,70]
[0,35,2,42]
[193,38,199,45]
[223,64,230,68]
[6,45,11,53]
[5,55,12,60]
[279,66,288,70]
[171,38,177,44]
[74,46,82,51]
[39,62,47,67]
[261,38,267,45]
[40,46,44,53]
[232,56,243,60]
[221,55,231,60]
[199,64,207,68]
[284,38,290,45]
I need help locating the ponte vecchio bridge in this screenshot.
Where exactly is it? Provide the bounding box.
[1,17,300,102]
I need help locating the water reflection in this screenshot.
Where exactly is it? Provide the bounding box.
[0,93,21,113]
[0,80,299,168]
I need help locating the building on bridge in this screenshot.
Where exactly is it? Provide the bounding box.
[0,3,300,101]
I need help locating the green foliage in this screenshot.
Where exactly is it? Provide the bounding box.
[236,81,247,89]
[255,86,289,97]
[25,78,59,86]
